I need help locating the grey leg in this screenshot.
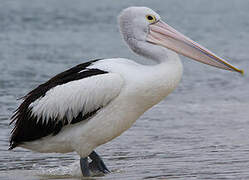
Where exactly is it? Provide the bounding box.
[80,157,91,177]
[89,151,110,173]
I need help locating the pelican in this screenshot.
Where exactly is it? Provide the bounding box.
[9,7,243,176]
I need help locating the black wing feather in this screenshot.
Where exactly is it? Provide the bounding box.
[9,59,107,149]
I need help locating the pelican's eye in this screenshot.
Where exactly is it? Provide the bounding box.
[146,14,156,23]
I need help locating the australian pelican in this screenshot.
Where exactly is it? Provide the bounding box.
[9,7,243,176]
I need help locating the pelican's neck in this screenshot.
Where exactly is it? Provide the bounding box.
[158,48,181,64]
[126,42,183,112]
[150,48,183,78]
[130,40,180,64]
[137,41,183,89]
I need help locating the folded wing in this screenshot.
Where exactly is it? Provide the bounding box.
[10,60,124,149]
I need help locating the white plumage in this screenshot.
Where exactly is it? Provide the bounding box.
[20,57,182,155]
[10,7,242,177]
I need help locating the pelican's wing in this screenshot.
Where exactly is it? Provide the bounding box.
[10,59,124,149]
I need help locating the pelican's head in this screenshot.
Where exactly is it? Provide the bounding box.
[119,7,243,74]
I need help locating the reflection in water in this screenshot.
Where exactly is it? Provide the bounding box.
[0,0,249,179]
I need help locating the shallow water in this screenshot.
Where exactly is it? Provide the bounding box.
[0,0,249,179]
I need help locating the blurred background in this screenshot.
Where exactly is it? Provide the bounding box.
[0,0,248,179]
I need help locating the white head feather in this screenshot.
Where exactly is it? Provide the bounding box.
[118,7,170,62]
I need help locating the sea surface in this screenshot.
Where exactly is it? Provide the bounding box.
[0,0,249,179]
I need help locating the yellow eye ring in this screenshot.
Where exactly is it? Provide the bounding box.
[146,14,156,23]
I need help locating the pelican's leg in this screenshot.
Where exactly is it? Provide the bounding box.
[80,157,91,176]
[89,151,110,174]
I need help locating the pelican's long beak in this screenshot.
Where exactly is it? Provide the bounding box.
[147,20,243,74]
